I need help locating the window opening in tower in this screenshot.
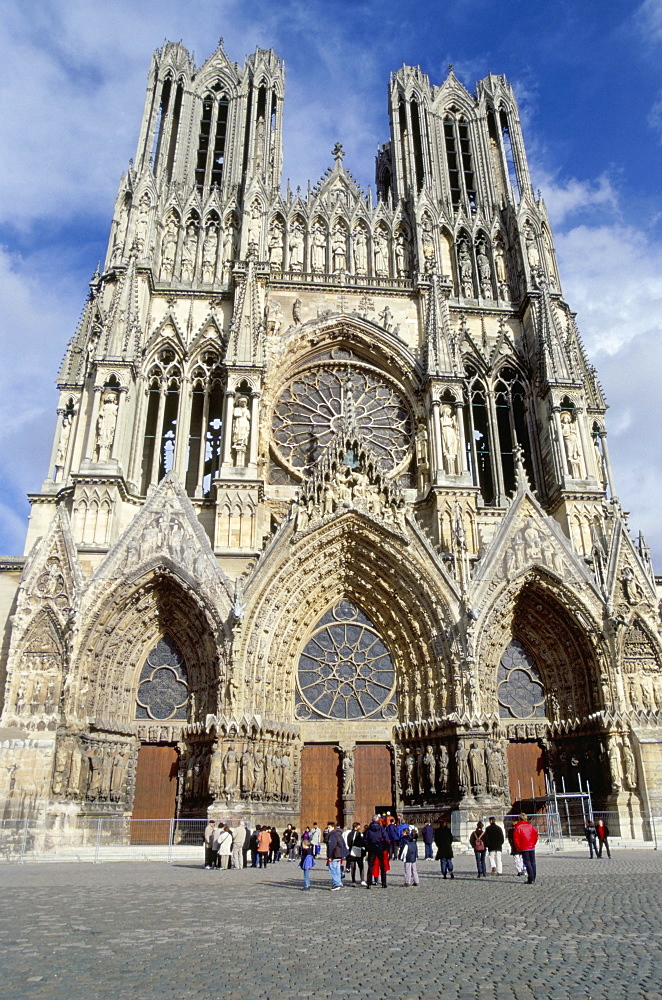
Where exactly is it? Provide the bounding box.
[151,77,171,172]
[195,96,214,193]
[500,110,520,199]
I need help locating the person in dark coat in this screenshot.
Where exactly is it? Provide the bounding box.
[470,821,487,878]
[386,817,401,860]
[434,819,455,879]
[400,827,420,886]
[364,815,390,888]
[347,821,367,885]
[421,821,435,860]
[584,821,598,858]
[483,816,505,875]
[326,822,349,890]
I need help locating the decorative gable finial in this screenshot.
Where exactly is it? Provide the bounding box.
[332,142,345,164]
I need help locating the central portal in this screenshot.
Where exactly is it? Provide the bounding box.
[299,742,393,830]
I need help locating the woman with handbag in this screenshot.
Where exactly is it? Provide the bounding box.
[470,821,487,878]
[347,821,367,886]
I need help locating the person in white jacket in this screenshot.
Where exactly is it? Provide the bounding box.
[215,824,233,869]
[231,822,247,870]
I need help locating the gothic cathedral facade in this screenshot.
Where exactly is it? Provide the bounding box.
[1,40,661,840]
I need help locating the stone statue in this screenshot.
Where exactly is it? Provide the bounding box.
[160,216,178,279]
[222,744,240,794]
[95,391,118,462]
[485,742,503,795]
[268,217,284,268]
[458,239,474,296]
[253,748,264,798]
[456,743,470,795]
[404,752,415,796]
[593,434,607,489]
[440,404,460,474]
[353,226,368,275]
[416,422,429,467]
[423,745,436,795]
[223,214,238,265]
[54,410,74,481]
[241,747,254,796]
[421,218,435,266]
[561,410,583,478]
[494,240,509,298]
[622,741,637,790]
[395,231,410,277]
[86,750,103,800]
[332,223,347,271]
[525,225,540,270]
[342,749,355,796]
[52,741,73,797]
[180,221,198,281]
[281,751,292,800]
[232,396,251,467]
[608,739,622,792]
[437,744,449,793]
[468,743,486,795]
[247,201,262,250]
[379,304,394,332]
[292,298,301,324]
[133,194,150,252]
[201,221,218,282]
[288,219,304,271]
[311,222,326,272]
[476,240,492,297]
[373,229,388,276]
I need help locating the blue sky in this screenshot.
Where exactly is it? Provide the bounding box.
[1,0,661,564]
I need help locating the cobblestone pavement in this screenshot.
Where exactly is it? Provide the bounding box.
[1,849,661,1000]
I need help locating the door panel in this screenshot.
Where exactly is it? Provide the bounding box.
[507,742,546,809]
[131,744,179,844]
[300,744,341,832]
[353,744,393,828]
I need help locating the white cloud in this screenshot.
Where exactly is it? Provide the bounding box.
[537,173,619,228]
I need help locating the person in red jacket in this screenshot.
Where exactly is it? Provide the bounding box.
[512,812,539,884]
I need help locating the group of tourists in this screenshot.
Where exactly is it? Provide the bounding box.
[583,819,611,858]
[203,812,542,890]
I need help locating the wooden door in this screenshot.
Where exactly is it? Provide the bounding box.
[353,744,393,828]
[300,745,341,832]
[131,745,179,843]
[507,742,546,810]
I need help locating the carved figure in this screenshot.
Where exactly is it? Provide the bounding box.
[332,224,347,271]
[160,216,178,278]
[86,750,103,800]
[223,214,238,264]
[288,219,304,271]
[593,434,607,489]
[268,217,284,268]
[292,298,301,324]
[525,225,540,270]
[458,239,474,296]
[622,742,637,790]
[241,747,254,795]
[311,223,326,272]
[247,201,262,251]
[281,751,292,800]
[180,221,198,281]
[395,231,410,277]
[485,742,503,795]
[456,743,470,795]
[404,752,415,796]
[440,404,460,474]
[476,240,492,297]
[468,743,486,795]
[379,304,394,332]
[416,422,429,467]
[342,749,355,796]
[423,745,436,795]
[437,744,449,793]
[353,226,368,274]
[608,739,622,792]
[232,396,251,466]
[201,221,218,281]
[560,410,583,478]
[373,229,389,276]
[133,194,150,252]
[52,741,73,797]
[222,744,240,794]
[95,391,118,462]
[253,748,264,798]
[494,240,509,298]
[421,218,435,266]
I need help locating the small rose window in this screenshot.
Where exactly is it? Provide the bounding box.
[136,636,188,721]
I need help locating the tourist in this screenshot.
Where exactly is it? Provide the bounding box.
[203,819,216,869]
[400,826,420,886]
[507,824,525,876]
[300,833,315,890]
[283,824,299,861]
[326,822,349,891]
[386,816,401,860]
[347,821,367,885]
[434,818,455,879]
[310,822,322,857]
[242,821,252,869]
[257,825,271,867]
[365,814,390,888]
[421,821,435,860]
[269,827,281,863]
[512,813,539,884]
[216,824,233,869]
[250,825,260,867]
[596,819,611,858]
[470,821,487,878]
[584,821,598,859]
[231,821,247,869]
[484,816,505,875]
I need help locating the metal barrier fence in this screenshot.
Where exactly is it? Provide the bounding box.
[0,817,207,864]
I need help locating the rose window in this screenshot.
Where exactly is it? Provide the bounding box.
[296,600,397,720]
[136,636,189,721]
[272,364,412,474]
[497,640,546,719]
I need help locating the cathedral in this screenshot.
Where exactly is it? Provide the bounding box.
[1,39,661,844]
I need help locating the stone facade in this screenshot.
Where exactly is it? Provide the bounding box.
[1,40,661,841]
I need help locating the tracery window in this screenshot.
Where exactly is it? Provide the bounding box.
[443,115,476,212]
[295,600,397,720]
[497,640,545,719]
[135,636,189,721]
[272,362,412,475]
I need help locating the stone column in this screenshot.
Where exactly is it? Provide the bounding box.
[454,399,468,473]
[551,405,568,478]
[195,387,211,497]
[599,430,617,498]
[339,742,356,826]
[172,377,193,481]
[430,398,443,484]
[574,406,590,480]
[111,386,129,464]
[221,390,236,466]
[149,385,167,486]
[248,391,260,467]
[83,385,104,461]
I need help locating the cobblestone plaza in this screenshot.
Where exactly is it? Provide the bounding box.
[2,850,661,1000]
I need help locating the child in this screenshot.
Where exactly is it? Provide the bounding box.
[300,840,315,890]
[400,826,420,886]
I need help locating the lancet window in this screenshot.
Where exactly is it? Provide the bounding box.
[443,114,477,212]
[151,75,184,182]
[195,85,229,194]
[462,361,535,505]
